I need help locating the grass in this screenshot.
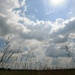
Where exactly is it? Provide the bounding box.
[0,37,75,75]
[0,69,75,75]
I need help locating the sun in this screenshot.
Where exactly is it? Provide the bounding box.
[51,0,64,6]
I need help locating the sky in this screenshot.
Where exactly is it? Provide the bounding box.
[0,0,75,69]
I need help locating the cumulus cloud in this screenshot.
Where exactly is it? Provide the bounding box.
[51,18,75,37]
[45,45,67,57]
[53,35,68,43]
[0,13,30,38]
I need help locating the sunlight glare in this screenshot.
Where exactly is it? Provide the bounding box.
[51,0,64,6]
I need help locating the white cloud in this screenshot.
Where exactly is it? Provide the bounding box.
[20,0,26,7]
[46,10,54,15]
[0,0,20,9]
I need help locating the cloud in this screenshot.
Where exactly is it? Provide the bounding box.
[0,0,20,9]
[45,45,67,57]
[19,0,26,7]
[53,35,68,43]
[46,10,54,15]
[0,13,30,38]
[51,17,75,36]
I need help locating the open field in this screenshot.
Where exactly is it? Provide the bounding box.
[0,69,75,75]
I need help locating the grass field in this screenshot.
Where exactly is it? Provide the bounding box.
[0,69,75,75]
